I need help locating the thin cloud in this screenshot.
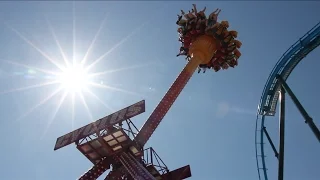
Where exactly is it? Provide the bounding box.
[230,107,256,116]
[216,102,230,118]
[215,102,255,118]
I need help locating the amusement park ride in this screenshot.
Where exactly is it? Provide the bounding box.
[54,5,242,180]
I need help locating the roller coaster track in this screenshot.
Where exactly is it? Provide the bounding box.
[255,21,320,180]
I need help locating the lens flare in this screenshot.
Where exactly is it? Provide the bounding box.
[58,63,89,93]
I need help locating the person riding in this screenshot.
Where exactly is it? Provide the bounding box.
[176,31,192,57]
[222,30,238,47]
[178,36,183,43]
[226,49,241,68]
[207,8,221,28]
[226,50,241,68]
[185,54,191,61]
[205,21,218,36]
[198,63,210,73]
[176,14,187,27]
[224,48,241,67]
[221,62,229,70]
[181,9,197,29]
[227,59,237,68]
[215,50,225,59]
[212,60,221,72]
[222,40,241,60]
[189,28,200,36]
[192,4,207,30]
[181,9,196,21]
[226,40,242,53]
[212,50,227,65]
[176,46,188,57]
[177,27,184,36]
[212,20,229,40]
[225,51,236,62]
[193,4,207,19]
[217,55,226,66]
[233,48,242,60]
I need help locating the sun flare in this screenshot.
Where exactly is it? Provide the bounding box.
[3,13,147,140]
[58,63,89,93]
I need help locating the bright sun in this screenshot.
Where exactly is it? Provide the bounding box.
[58,63,89,93]
[5,17,145,135]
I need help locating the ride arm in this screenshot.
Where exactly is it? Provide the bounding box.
[134,57,200,147]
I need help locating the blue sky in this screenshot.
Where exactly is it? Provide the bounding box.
[0,1,319,180]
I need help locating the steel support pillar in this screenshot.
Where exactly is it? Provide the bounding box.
[277,75,320,142]
[118,152,156,180]
[278,87,285,180]
[263,127,279,159]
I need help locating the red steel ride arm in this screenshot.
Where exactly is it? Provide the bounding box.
[134,58,200,147]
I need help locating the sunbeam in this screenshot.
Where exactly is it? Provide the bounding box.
[88,62,156,78]
[88,82,143,97]
[13,87,63,124]
[72,1,76,65]
[0,80,59,95]
[40,90,68,140]
[83,87,114,112]
[85,22,148,71]
[45,16,70,67]
[81,13,110,66]
[5,23,65,71]
[1,60,59,76]
[71,92,75,130]
[78,91,94,123]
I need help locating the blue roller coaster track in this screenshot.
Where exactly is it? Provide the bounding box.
[255,21,320,180]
